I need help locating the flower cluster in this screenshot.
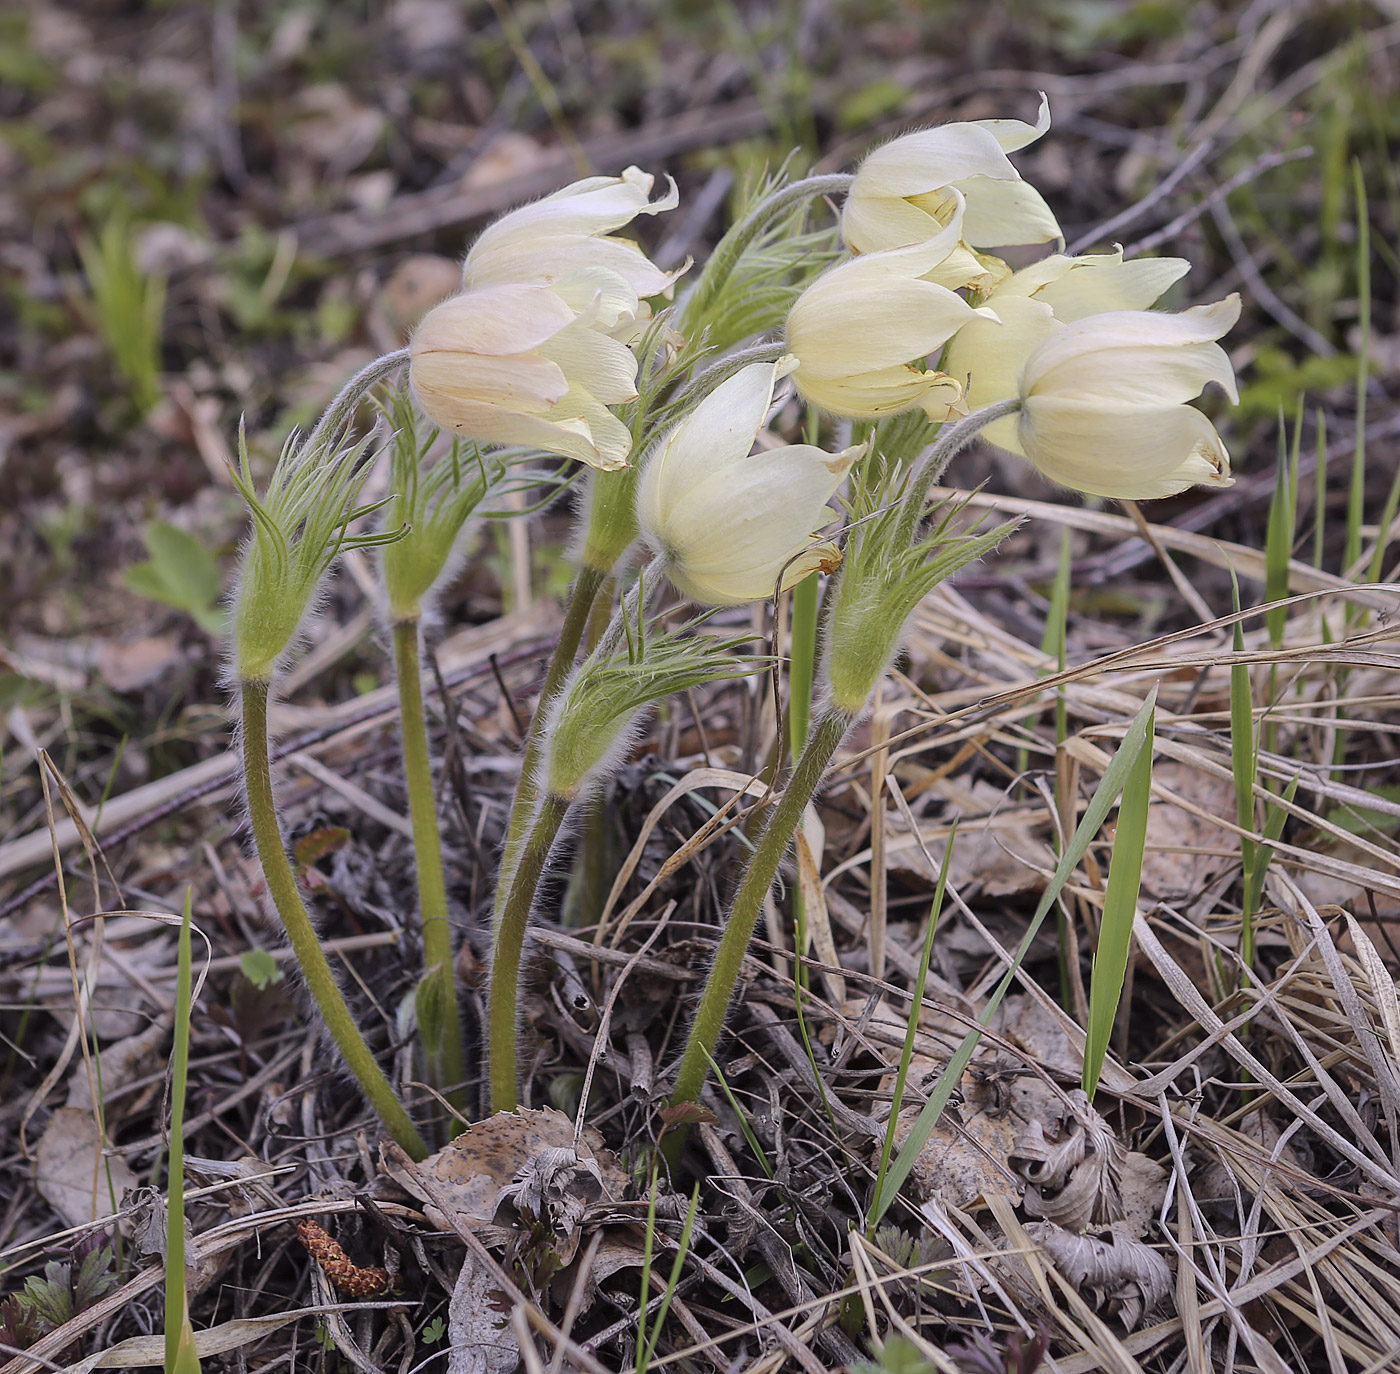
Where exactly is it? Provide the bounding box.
[784,102,1239,502]
[234,107,1249,1140]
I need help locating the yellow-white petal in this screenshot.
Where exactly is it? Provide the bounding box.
[944,295,1059,451]
[952,175,1061,248]
[1019,398,1232,499]
[999,249,1190,319]
[973,93,1052,153]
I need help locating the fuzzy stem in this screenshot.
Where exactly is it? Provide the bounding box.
[392,618,469,1117]
[495,564,609,905]
[489,792,571,1113]
[669,708,853,1131]
[240,679,428,1160]
[301,349,409,460]
[894,397,1023,547]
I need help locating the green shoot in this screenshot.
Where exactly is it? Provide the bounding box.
[1230,573,1260,973]
[700,1045,774,1181]
[1264,411,1298,651]
[1314,408,1328,571]
[77,212,166,418]
[1345,160,1370,580]
[165,890,202,1374]
[638,1185,700,1372]
[1082,703,1153,1101]
[125,521,226,636]
[869,691,1157,1224]
[869,827,954,1236]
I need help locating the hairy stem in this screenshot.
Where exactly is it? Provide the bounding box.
[392,618,468,1117]
[495,563,608,904]
[302,348,409,460]
[241,679,428,1160]
[669,708,853,1133]
[489,792,571,1113]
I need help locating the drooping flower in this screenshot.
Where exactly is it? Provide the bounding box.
[1012,297,1240,499]
[410,284,637,470]
[463,166,682,308]
[785,206,997,422]
[842,97,1061,258]
[945,247,1193,451]
[636,359,864,605]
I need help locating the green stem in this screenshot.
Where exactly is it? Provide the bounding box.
[894,398,1022,548]
[240,679,428,1160]
[392,618,468,1117]
[495,564,608,903]
[489,792,571,1113]
[670,709,852,1125]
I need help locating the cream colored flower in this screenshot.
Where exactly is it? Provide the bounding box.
[1011,297,1240,499]
[463,166,682,308]
[785,216,996,422]
[410,284,638,470]
[636,360,864,605]
[945,247,1193,450]
[842,96,1061,257]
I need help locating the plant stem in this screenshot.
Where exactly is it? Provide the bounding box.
[495,563,608,902]
[240,679,428,1160]
[302,348,409,460]
[489,792,571,1113]
[392,618,468,1117]
[669,708,852,1125]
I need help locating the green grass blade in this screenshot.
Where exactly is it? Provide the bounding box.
[869,691,1157,1224]
[1243,774,1300,920]
[868,825,955,1235]
[1230,573,1259,966]
[1082,703,1154,1100]
[1265,412,1297,649]
[165,890,202,1373]
[639,1185,701,1370]
[1345,160,1370,579]
[1314,408,1328,571]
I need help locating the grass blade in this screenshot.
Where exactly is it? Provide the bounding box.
[869,690,1158,1223]
[1082,702,1154,1100]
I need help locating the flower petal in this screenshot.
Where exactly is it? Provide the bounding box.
[1019,398,1232,499]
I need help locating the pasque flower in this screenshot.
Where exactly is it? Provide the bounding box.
[1013,297,1240,499]
[636,359,864,605]
[942,248,1239,499]
[463,166,682,317]
[410,283,637,469]
[945,247,1194,451]
[842,97,1061,258]
[785,207,996,421]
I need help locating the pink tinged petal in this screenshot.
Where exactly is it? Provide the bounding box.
[413,393,598,461]
[1019,398,1233,499]
[411,285,576,356]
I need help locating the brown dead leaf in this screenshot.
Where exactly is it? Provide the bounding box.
[387,1107,627,1237]
[460,132,552,190]
[96,635,185,693]
[893,1105,1023,1211]
[1140,761,1235,902]
[35,1107,139,1228]
[446,1245,518,1374]
[1025,1220,1172,1330]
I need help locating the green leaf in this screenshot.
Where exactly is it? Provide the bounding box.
[239,948,283,990]
[124,521,225,634]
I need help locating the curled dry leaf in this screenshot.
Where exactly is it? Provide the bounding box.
[1024,1220,1172,1331]
[1010,1088,1127,1231]
[385,1106,627,1263]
